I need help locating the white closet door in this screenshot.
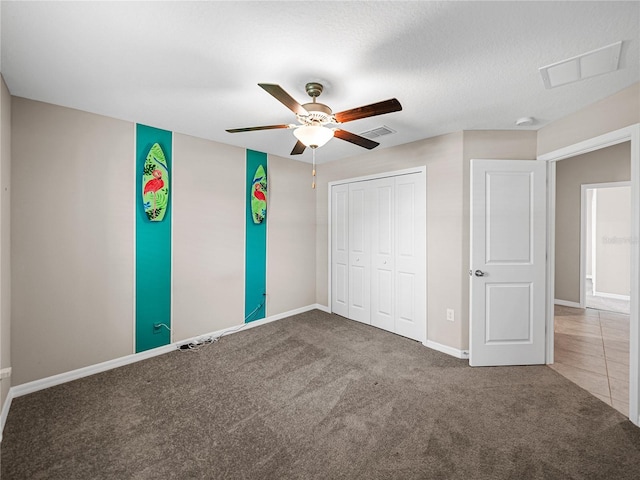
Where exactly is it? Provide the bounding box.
[331,184,349,317]
[331,170,426,342]
[348,182,371,324]
[371,177,395,332]
[394,173,426,342]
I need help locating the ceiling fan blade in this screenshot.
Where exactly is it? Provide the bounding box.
[290,140,306,155]
[334,98,402,123]
[258,83,308,116]
[334,129,380,150]
[226,124,291,133]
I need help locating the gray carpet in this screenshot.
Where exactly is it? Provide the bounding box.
[2,310,640,479]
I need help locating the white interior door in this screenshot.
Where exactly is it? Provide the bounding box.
[470,159,547,366]
[331,184,349,317]
[348,182,371,324]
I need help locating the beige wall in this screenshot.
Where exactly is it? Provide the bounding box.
[594,186,631,297]
[0,76,11,407]
[172,134,245,341]
[10,98,318,385]
[171,135,316,341]
[316,132,466,349]
[537,82,640,156]
[267,154,316,315]
[11,98,135,385]
[555,142,631,303]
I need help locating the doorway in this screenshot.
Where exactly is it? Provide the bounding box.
[553,148,631,416]
[557,182,632,415]
[540,125,639,426]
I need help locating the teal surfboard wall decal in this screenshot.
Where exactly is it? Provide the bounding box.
[136,124,172,352]
[245,150,267,322]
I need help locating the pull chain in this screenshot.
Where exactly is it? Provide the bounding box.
[312,147,316,189]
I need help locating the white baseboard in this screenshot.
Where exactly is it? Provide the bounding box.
[423,340,469,359]
[2,303,324,440]
[0,389,13,442]
[554,299,582,308]
[253,303,330,324]
[10,342,178,399]
[593,291,631,301]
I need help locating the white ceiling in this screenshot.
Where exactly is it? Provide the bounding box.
[1,1,638,164]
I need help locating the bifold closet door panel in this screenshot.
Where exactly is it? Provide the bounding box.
[331,184,350,318]
[331,171,426,342]
[348,182,371,324]
[371,177,395,332]
[394,173,426,342]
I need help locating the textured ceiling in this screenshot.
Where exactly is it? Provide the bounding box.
[1,1,639,164]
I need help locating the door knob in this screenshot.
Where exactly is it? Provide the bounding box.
[474,270,486,277]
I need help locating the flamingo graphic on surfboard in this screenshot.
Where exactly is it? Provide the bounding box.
[142,143,170,222]
[251,165,267,224]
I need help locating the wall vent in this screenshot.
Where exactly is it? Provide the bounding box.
[360,125,397,139]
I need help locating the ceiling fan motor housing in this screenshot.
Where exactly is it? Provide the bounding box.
[295,82,335,125]
[298,102,334,126]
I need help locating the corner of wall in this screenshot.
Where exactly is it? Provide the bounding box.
[0,74,12,408]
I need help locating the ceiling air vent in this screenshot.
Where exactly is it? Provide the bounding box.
[360,125,397,139]
[539,41,622,89]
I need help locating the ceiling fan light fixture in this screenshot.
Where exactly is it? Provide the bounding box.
[293,125,334,149]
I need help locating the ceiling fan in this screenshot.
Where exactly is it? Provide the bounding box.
[226,82,402,155]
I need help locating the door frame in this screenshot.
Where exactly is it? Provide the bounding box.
[327,166,427,337]
[539,124,640,427]
[580,181,631,308]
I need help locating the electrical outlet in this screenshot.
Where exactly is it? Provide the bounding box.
[446,309,455,322]
[0,367,12,380]
[153,323,162,334]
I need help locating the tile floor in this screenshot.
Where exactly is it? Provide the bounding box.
[550,304,630,416]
